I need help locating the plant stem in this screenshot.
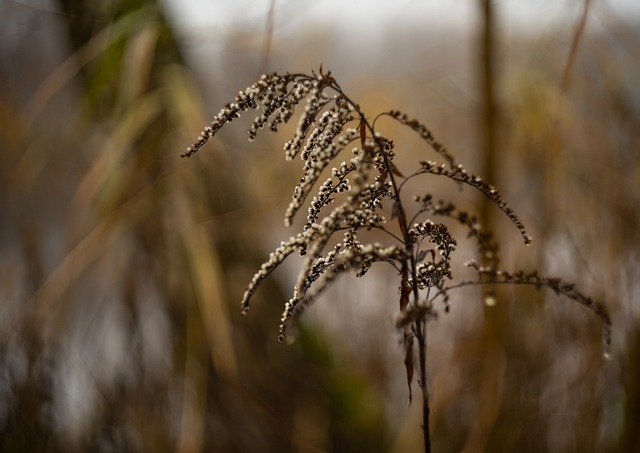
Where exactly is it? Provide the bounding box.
[416,319,431,453]
[328,78,433,453]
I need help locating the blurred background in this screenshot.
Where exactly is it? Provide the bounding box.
[1,0,639,451]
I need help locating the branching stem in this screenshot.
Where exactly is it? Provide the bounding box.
[184,69,610,453]
[326,79,432,453]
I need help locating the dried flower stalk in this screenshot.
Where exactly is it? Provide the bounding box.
[182,68,611,453]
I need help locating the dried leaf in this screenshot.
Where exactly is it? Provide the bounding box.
[389,161,404,177]
[391,201,401,220]
[416,249,435,262]
[399,262,410,310]
[359,118,366,149]
[404,335,414,404]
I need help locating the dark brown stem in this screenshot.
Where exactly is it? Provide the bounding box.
[328,79,432,453]
[369,114,432,453]
[416,319,430,453]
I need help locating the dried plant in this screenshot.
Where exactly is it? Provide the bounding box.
[182,68,611,452]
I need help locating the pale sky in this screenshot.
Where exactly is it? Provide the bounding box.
[159,0,640,91]
[162,0,640,33]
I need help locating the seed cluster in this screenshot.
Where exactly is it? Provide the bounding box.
[413,194,499,272]
[184,69,610,356]
[461,262,612,351]
[386,110,456,167]
[418,160,532,246]
[407,220,456,292]
[286,101,356,227]
[279,239,405,343]
[182,73,293,157]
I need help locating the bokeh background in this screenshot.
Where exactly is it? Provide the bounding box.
[1,0,639,451]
